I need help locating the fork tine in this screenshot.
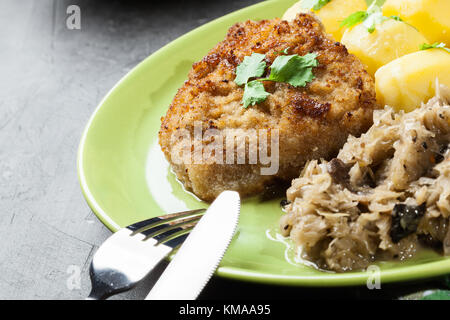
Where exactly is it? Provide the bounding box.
[160,229,192,248]
[141,215,201,238]
[146,219,198,241]
[127,208,206,234]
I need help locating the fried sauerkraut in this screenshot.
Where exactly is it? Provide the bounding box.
[280,85,450,272]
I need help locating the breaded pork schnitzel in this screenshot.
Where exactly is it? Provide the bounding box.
[159,13,378,201]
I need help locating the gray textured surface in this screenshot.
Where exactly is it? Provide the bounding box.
[0,0,261,300]
[0,0,447,300]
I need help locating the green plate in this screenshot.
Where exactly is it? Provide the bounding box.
[77,0,450,286]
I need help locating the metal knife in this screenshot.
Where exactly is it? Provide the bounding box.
[145,190,240,300]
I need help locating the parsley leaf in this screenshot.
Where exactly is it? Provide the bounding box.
[390,15,402,21]
[300,0,331,11]
[420,42,450,53]
[340,11,368,29]
[264,53,318,87]
[362,1,388,33]
[234,53,267,86]
[340,1,392,33]
[236,52,319,108]
[242,80,270,108]
[275,47,290,55]
[363,12,388,33]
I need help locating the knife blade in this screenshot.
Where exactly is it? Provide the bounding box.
[145,190,240,300]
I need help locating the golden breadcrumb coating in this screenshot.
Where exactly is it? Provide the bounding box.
[159,13,378,201]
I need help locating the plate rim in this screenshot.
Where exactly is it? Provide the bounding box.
[77,0,450,286]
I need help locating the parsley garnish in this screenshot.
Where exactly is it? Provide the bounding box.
[362,2,388,33]
[274,47,290,55]
[235,52,318,108]
[242,80,270,108]
[420,42,450,53]
[300,0,331,11]
[390,15,402,22]
[234,53,267,86]
[340,11,368,29]
[262,53,318,87]
[340,1,399,34]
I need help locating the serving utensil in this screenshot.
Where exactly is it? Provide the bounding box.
[87,208,206,300]
[146,191,240,300]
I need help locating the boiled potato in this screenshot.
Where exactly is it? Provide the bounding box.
[283,1,307,21]
[341,19,428,76]
[383,0,450,45]
[282,0,367,41]
[375,49,450,112]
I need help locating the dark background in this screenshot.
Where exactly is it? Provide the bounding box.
[0,0,447,299]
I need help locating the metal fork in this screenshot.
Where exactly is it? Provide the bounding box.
[87,208,206,300]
